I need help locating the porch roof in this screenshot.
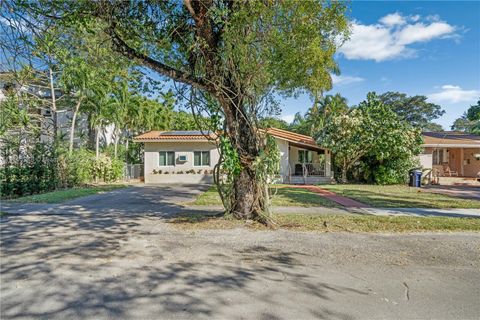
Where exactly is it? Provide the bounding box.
[422,132,480,148]
[265,128,324,151]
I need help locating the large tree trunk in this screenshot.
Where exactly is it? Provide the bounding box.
[69,98,82,155]
[341,159,348,184]
[341,168,348,184]
[232,168,260,219]
[221,98,262,219]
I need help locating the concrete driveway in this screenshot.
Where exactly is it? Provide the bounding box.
[1,185,480,319]
[1,184,212,216]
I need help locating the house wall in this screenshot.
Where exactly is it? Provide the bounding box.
[421,147,480,177]
[419,147,433,169]
[144,141,219,184]
[143,138,334,184]
[276,138,290,178]
[448,148,462,174]
[463,148,480,177]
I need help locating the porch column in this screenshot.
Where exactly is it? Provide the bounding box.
[325,150,332,177]
[460,148,464,176]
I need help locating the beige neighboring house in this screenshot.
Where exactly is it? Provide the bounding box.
[134,128,333,184]
[420,132,480,178]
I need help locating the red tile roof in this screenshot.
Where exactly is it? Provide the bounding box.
[134,128,324,150]
[133,131,217,141]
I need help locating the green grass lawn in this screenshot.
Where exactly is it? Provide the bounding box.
[322,184,480,209]
[192,185,338,207]
[170,213,480,233]
[5,184,127,204]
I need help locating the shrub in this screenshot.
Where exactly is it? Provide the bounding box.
[1,140,59,198]
[355,155,419,185]
[67,149,124,184]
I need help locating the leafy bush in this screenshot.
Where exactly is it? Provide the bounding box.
[353,154,420,185]
[1,140,59,198]
[1,142,124,198]
[66,149,124,184]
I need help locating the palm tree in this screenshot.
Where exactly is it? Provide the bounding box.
[307,93,349,138]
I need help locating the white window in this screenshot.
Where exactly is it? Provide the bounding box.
[194,151,210,166]
[159,151,175,166]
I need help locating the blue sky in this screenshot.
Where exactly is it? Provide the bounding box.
[280,1,480,130]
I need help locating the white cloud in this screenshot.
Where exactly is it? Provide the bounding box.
[379,13,406,27]
[281,114,295,124]
[428,85,480,104]
[339,13,457,61]
[331,74,364,86]
[397,22,455,45]
[339,23,408,61]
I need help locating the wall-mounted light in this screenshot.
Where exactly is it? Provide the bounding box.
[473,153,480,160]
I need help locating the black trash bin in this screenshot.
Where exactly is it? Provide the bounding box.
[409,169,422,187]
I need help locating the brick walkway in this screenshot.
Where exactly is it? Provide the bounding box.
[290,185,369,208]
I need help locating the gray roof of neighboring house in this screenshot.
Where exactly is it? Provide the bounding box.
[422,131,480,147]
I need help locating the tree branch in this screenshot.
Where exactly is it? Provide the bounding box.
[107,24,210,92]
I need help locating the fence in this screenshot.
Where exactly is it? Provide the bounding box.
[125,164,144,181]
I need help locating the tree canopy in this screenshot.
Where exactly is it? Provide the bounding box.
[258,117,290,130]
[319,93,422,184]
[290,93,349,137]
[378,92,445,131]
[452,100,480,134]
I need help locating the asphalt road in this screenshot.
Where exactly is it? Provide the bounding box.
[1,185,479,319]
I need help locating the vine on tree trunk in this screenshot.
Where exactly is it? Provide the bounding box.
[213,132,280,224]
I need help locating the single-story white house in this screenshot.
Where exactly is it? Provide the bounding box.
[134,128,333,184]
[419,131,480,178]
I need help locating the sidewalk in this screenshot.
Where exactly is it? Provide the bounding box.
[288,185,368,208]
[4,202,478,219]
[183,205,480,218]
[361,207,480,218]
